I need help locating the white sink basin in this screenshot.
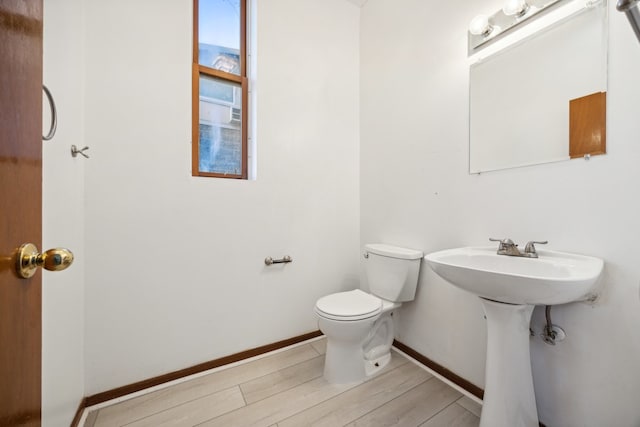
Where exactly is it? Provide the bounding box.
[425,246,604,427]
[425,246,604,305]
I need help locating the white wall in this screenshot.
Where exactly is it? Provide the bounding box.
[360,1,640,426]
[45,1,639,424]
[42,0,86,424]
[82,0,360,395]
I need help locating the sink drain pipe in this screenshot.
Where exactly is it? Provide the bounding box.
[541,305,566,345]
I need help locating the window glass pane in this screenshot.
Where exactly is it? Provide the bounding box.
[200,77,234,103]
[198,75,242,175]
[199,0,241,75]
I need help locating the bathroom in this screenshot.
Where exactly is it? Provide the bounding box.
[5,0,640,425]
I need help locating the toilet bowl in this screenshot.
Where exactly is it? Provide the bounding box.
[315,244,422,384]
[315,289,401,383]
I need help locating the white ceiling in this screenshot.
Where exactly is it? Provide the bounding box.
[345,0,368,7]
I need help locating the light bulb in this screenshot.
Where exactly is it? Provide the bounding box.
[469,14,492,36]
[503,0,529,16]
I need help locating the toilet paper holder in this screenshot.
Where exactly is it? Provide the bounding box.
[265,255,292,266]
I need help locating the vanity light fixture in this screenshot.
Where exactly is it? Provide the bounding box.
[469,14,494,36]
[503,0,530,16]
[468,0,565,55]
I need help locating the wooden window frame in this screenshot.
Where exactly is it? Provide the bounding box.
[192,0,248,179]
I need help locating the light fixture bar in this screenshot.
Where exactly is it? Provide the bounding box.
[468,0,564,55]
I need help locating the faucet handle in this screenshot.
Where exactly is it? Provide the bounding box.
[490,237,515,246]
[490,238,516,251]
[524,240,548,254]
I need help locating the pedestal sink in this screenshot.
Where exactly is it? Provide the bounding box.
[425,247,604,427]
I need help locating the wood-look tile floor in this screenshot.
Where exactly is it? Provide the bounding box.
[84,338,481,427]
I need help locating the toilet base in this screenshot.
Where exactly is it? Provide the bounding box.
[323,339,393,384]
[365,351,391,377]
[323,338,368,383]
[319,312,396,384]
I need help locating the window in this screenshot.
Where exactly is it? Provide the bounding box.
[193,0,248,179]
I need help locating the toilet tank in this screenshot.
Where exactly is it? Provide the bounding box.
[364,243,423,302]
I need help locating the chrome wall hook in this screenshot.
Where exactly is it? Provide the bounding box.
[71,145,90,158]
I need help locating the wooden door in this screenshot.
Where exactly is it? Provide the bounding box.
[0,1,44,425]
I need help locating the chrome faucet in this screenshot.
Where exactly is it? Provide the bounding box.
[489,238,548,258]
[523,240,548,257]
[489,238,521,256]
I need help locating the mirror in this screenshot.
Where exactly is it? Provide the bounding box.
[469,2,608,174]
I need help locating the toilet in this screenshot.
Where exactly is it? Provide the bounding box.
[314,243,423,384]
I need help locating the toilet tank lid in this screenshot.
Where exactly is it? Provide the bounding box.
[365,243,423,260]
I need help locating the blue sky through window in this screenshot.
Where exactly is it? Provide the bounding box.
[199,0,240,52]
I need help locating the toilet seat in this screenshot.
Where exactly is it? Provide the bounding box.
[315,289,382,321]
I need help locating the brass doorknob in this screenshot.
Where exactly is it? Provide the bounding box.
[16,243,74,279]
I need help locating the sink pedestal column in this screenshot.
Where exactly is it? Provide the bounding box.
[479,298,538,427]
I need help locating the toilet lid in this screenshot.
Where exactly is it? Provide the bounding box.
[315,289,382,320]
